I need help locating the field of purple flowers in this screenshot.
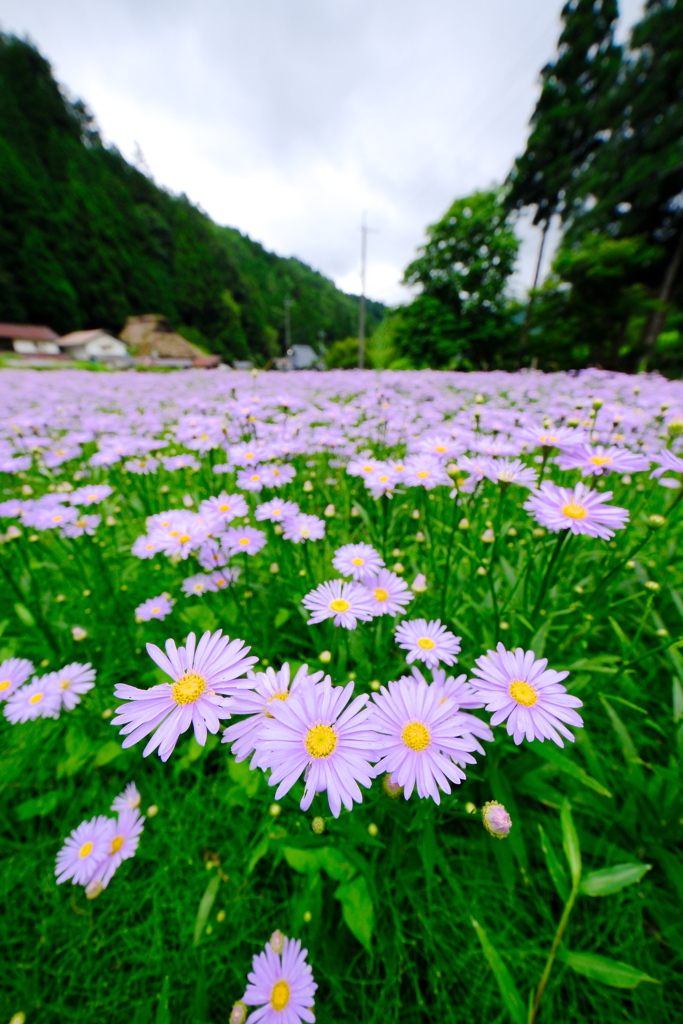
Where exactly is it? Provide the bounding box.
[1,366,683,1024]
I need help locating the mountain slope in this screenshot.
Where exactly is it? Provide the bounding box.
[0,34,383,361]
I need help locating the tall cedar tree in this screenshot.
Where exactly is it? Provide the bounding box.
[569,0,683,351]
[0,35,382,359]
[506,0,622,339]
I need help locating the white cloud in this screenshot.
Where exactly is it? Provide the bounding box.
[2,0,645,305]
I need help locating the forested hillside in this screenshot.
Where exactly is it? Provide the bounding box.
[0,34,383,361]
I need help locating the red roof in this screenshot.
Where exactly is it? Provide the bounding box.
[0,323,58,341]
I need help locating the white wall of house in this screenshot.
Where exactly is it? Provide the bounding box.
[13,340,60,354]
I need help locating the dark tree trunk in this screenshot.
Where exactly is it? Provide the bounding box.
[521,217,551,353]
[641,225,683,350]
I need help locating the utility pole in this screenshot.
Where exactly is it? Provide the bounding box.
[284,295,293,352]
[358,214,368,369]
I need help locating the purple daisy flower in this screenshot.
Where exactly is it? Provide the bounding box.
[0,657,35,700]
[55,815,113,885]
[112,630,257,761]
[135,594,174,622]
[93,808,145,888]
[523,481,629,539]
[210,567,241,591]
[255,677,376,817]
[199,492,249,528]
[281,513,326,544]
[222,663,323,767]
[469,642,583,747]
[364,568,414,616]
[4,676,62,723]
[111,782,141,813]
[260,463,296,488]
[254,499,300,523]
[394,618,461,669]
[181,572,219,597]
[302,579,375,629]
[368,676,478,803]
[557,444,650,477]
[222,525,268,556]
[332,542,385,581]
[242,935,317,1024]
[41,662,96,711]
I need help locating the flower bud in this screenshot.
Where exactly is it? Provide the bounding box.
[319,650,332,663]
[159,483,170,493]
[230,1001,247,1024]
[458,517,470,530]
[85,880,103,900]
[393,562,404,574]
[71,626,87,641]
[269,930,286,953]
[411,509,420,519]
[303,910,312,923]
[645,580,660,591]
[303,480,313,492]
[350,506,360,517]
[4,525,22,541]
[507,527,517,537]
[217,910,226,922]
[146,804,159,817]
[476,566,487,576]
[532,527,545,538]
[101,708,113,719]
[412,573,427,593]
[592,398,603,410]
[482,800,512,839]
[324,504,335,517]
[382,773,403,799]
[367,823,379,837]
[182,494,194,507]
[481,528,495,544]
[668,417,683,438]
[647,514,666,529]
[370,679,381,691]
[465,802,477,814]
[269,562,280,573]
[311,816,325,835]
[274,524,284,535]
[269,803,281,817]
[9,1014,26,1024]
[415,530,425,542]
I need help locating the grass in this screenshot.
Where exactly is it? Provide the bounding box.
[1,376,683,1023]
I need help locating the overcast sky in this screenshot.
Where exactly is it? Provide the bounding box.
[2,0,644,305]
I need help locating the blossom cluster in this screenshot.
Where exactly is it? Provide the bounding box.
[1,658,95,723]
[55,783,145,897]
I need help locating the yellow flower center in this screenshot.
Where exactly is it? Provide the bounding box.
[172,673,206,704]
[179,534,191,544]
[111,835,124,854]
[79,842,93,858]
[416,471,430,479]
[589,456,612,465]
[219,503,230,511]
[29,693,43,704]
[374,588,388,602]
[245,452,254,459]
[417,637,435,649]
[272,508,281,515]
[239,537,250,545]
[250,474,260,481]
[59,678,70,689]
[52,515,63,522]
[402,721,430,751]
[271,980,290,1011]
[305,724,337,758]
[363,465,374,472]
[351,557,365,566]
[509,679,537,706]
[87,494,97,500]
[265,692,289,718]
[329,598,350,613]
[540,435,558,444]
[435,445,447,452]
[215,579,227,588]
[562,503,587,519]
[0,680,10,691]
[152,606,160,613]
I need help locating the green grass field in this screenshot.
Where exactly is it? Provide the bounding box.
[1,368,683,1024]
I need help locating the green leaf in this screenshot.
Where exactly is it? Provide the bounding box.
[283,846,325,874]
[673,677,683,724]
[14,602,35,627]
[227,757,260,797]
[93,741,122,767]
[532,743,612,798]
[155,976,170,1024]
[16,789,62,821]
[316,846,357,882]
[538,825,570,902]
[193,873,220,945]
[561,800,581,888]
[530,617,551,659]
[246,839,270,876]
[335,875,374,952]
[580,862,651,897]
[558,949,659,988]
[273,607,291,629]
[470,917,526,1024]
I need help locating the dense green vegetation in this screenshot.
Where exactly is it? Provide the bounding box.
[388,0,683,373]
[0,34,383,362]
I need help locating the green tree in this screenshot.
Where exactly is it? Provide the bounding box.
[506,0,622,340]
[569,0,683,354]
[400,189,519,367]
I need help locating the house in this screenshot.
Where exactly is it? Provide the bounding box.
[119,314,203,363]
[286,344,322,370]
[57,329,130,362]
[0,323,60,354]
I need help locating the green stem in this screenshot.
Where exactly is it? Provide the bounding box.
[529,885,579,1024]
[530,530,570,624]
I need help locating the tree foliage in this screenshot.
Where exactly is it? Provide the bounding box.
[0,34,382,361]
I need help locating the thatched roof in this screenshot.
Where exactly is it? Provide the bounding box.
[119,315,202,359]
